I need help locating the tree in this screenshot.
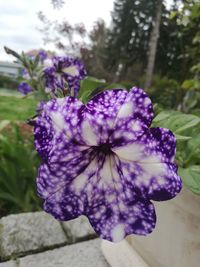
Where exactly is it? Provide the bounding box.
[155,0,185,81]
[80,20,112,79]
[104,0,162,82]
[155,0,200,83]
[37,11,87,57]
[144,0,162,88]
[179,0,200,111]
[51,0,65,9]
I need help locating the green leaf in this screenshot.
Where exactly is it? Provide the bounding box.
[174,115,200,133]
[153,111,171,123]
[78,76,106,103]
[33,54,40,69]
[79,90,92,103]
[184,132,200,165]
[169,10,178,20]
[154,111,200,133]
[103,83,126,90]
[0,192,23,206]
[179,166,200,195]
[4,46,21,60]
[175,134,191,141]
[0,123,41,216]
[182,79,194,90]
[191,63,200,73]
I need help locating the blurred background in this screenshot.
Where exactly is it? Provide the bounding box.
[0,0,200,217]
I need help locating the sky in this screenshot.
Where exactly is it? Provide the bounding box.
[0,0,174,62]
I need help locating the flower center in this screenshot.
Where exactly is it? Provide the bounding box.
[94,143,112,155]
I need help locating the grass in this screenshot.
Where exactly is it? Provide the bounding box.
[0,88,21,97]
[0,91,37,121]
[0,89,40,216]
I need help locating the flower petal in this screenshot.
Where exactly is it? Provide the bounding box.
[85,87,153,146]
[87,196,156,242]
[120,160,181,201]
[18,82,32,95]
[113,127,177,163]
[41,150,156,241]
[34,97,83,160]
[84,155,156,241]
[34,123,53,161]
[115,87,153,127]
[85,89,128,144]
[37,146,95,199]
[44,56,86,96]
[43,186,85,221]
[110,87,154,147]
[113,128,182,201]
[82,155,156,241]
[63,66,80,76]
[41,152,101,220]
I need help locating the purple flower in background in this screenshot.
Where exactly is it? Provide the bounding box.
[43,56,87,97]
[33,87,182,242]
[26,49,48,63]
[38,50,48,62]
[20,50,48,81]
[22,69,30,80]
[18,82,32,95]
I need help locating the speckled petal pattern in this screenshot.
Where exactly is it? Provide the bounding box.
[113,127,176,163]
[113,128,182,200]
[84,155,156,241]
[43,185,85,221]
[44,56,87,96]
[85,89,128,144]
[87,196,156,242]
[34,88,182,242]
[111,87,154,146]
[34,97,86,156]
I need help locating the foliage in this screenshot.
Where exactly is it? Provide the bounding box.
[0,95,37,121]
[179,166,200,195]
[140,75,181,109]
[0,75,19,89]
[78,76,106,103]
[178,0,200,112]
[0,122,41,217]
[78,76,131,103]
[180,5,200,111]
[153,109,200,195]
[181,90,200,113]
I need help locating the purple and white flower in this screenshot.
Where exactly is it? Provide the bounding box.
[43,56,87,97]
[33,87,182,242]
